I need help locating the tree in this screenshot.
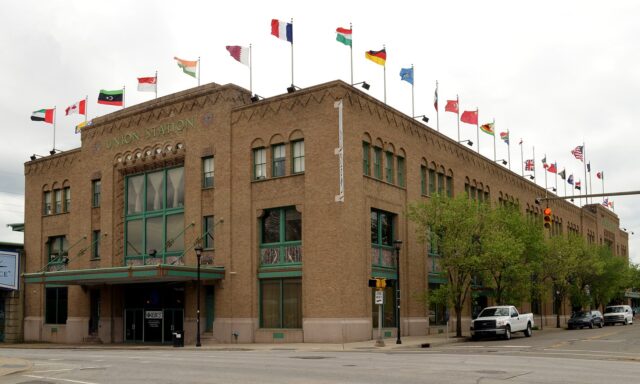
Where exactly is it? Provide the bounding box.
[587,246,630,310]
[408,194,486,337]
[541,234,581,328]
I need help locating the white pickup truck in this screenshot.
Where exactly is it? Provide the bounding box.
[470,305,534,340]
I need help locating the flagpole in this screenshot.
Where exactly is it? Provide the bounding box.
[53,106,56,152]
[554,162,558,193]
[436,80,440,132]
[572,179,575,206]
[544,160,548,198]
[456,95,460,141]
[155,71,158,99]
[563,169,566,198]
[249,44,253,94]
[122,85,126,109]
[492,118,496,161]
[520,139,524,177]
[198,57,201,86]
[582,142,588,204]
[476,108,479,154]
[507,130,511,171]
[411,64,415,118]
[533,146,536,184]
[84,96,88,123]
[349,22,353,85]
[588,162,593,204]
[290,18,294,87]
[383,44,386,104]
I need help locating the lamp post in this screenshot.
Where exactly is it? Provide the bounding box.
[195,246,203,347]
[394,239,402,344]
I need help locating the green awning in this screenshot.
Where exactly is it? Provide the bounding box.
[23,264,225,285]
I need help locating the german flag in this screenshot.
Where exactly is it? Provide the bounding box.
[365,48,386,66]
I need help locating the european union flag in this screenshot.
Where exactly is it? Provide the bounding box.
[400,67,414,85]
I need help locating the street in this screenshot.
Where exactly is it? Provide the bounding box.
[0,324,639,384]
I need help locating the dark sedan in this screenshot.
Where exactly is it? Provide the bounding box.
[567,310,604,329]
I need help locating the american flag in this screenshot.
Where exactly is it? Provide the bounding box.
[571,145,584,161]
[525,159,534,171]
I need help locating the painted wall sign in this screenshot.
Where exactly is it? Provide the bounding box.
[145,310,163,319]
[104,117,195,150]
[0,251,19,290]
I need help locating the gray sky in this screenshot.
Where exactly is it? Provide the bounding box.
[1,0,639,263]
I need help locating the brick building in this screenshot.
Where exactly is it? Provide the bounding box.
[22,80,629,344]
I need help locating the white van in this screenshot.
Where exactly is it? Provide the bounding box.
[603,305,634,326]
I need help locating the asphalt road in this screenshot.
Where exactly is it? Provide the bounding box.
[1,324,639,384]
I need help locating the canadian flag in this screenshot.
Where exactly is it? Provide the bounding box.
[65,99,86,116]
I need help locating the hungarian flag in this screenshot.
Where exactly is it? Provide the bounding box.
[480,122,494,135]
[460,110,478,125]
[31,108,54,123]
[225,46,250,66]
[65,100,86,116]
[336,27,352,46]
[271,19,293,43]
[445,100,458,113]
[525,159,534,171]
[500,131,509,144]
[547,163,557,173]
[365,49,386,66]
[98,89,124,106]
[174,57,197,78]
[597,171,603,179]
[137,76,157,92]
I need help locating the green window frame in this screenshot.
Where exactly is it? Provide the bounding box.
[253,148,266,180]
[437,172,445,194]
[292,140,305,174]
[203,215,214,249]
[124,166,185,265]
[420,165,427,195]
[43,191,52,215]
[260,278,302,328]
[92,230,101,259]
[48,235,68,264]
[63,187,71,213]
[373,147,382,179]
[202,156,214,188]
[397,157,405,187]
[385,152,394,184]
[428,168,436,195]
[371,209,395,268]
[260,207,302,266]
[45,287,68,324]
[363,142,371,176]
[92,180,101,208]
[272,144,286,177]
[54,189,63,214]
[446,174,453,197]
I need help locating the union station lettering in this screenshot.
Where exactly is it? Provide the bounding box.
[105,117,194,150]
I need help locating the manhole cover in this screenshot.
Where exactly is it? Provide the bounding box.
[290,356,334,360]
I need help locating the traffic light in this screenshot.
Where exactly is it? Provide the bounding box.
[368,278,387,289]
[543,207,552,229]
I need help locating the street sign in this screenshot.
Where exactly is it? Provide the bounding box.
[375,290,384,305]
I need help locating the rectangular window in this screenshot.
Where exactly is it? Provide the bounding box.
[254,148,266,180]
[260,207,302,265]
[63,187,71,213]
[43,191,52,215]
[446,175,453,197]
[45,287,68,324]
[373,147,382,179]
[92,230,101,259]
[292,140,305,174]
[437,172,444,194]
[54,189,62,214]
[202,157,214,188]
[363,142,370,176]
[385,152,394,184]
[371,209,395,267]
[420,166,427,195]
[397,157,405,187]
[428,169,436,195]
[260,278,302,328]
[203,215,214,249]
[272,144,286,177]
[48,236,68,263]
[92,180,101,208]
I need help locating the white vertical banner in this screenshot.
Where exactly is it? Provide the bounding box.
[334,99,345,203]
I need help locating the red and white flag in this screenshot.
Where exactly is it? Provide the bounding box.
[65,99,86,116]
[138,76,157,92]
[226,46,250,66]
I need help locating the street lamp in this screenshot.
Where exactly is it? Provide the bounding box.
[194,245,203,347]
[394,239,403,344]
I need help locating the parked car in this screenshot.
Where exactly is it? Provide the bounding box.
[567,310,604,329]
[470,305,534,340]
[604,305,634,326]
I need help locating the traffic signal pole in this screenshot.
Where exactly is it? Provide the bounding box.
[536,190,640,203]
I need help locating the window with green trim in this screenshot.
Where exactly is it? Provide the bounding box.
[428,168,436,195]
[125,166,185,264]
[420,166,427,195]
[54,189,63,214]
[292,140,304,174]
[363,142,371,176]
[63,187,71,213]
[437,172,444,194]
[253,148,266,180]
[446,174,453,197]
[203,215,214,249]
[92,230,100,259]
[260,207,302,266]
[260,278,302,328]
[92,180,101,208]
[397,157,405,187]
[373,147,382,179]
[272,144,286,177]
[202,156,214,188]
[48,235,68,263]
[371,209,395,268]
[43,191,52,215]
[46,287,67,324]
[385,152,394,184]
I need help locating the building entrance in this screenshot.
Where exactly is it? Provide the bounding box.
[123,283,185,343]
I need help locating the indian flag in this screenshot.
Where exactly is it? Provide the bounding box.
[336,27,352,46]
[480,122,495,136]
[31,108,54,123]
[174,57,197,78]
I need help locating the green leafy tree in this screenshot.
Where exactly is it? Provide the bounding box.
[588,246,630,310]
[541,234,581,328]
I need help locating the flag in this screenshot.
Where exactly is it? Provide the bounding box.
[31,108,54,123]
[365,49,386,66]
[559,169,566,180]
[609,201,614,209]
[597,171,603,179]
[460,110,478,125]
[434,86,438,111]
[225,46,250,66]
[336,27,352,46]
[519,138,523,145]
[547,163,557,173]
[587,162,591,172]
[568,174,574,185]
[271,19,293,43]
[445,100,458,113]
[75,120,93,134]
[137,76,157,92]
[542,155,548,169]
[98,89,124,106]
[571,145,584,161]
[399,67,413,85]
[500,131,509,144]
[174,57,197,78]
[575,180,582,190]
[525,159,534,171]
[65,100,86,116]
[480,122,494,135]
[602,198,609,207]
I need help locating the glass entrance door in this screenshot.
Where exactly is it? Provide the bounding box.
[163,308,184,343]
[89,290,100,335]
[124,308,143,342]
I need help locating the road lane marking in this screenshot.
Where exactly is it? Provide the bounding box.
[543,348,639,355]
[31,369,74,373]
[23,375,101,384]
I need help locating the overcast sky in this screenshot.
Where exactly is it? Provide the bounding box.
[1,0,638,263]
